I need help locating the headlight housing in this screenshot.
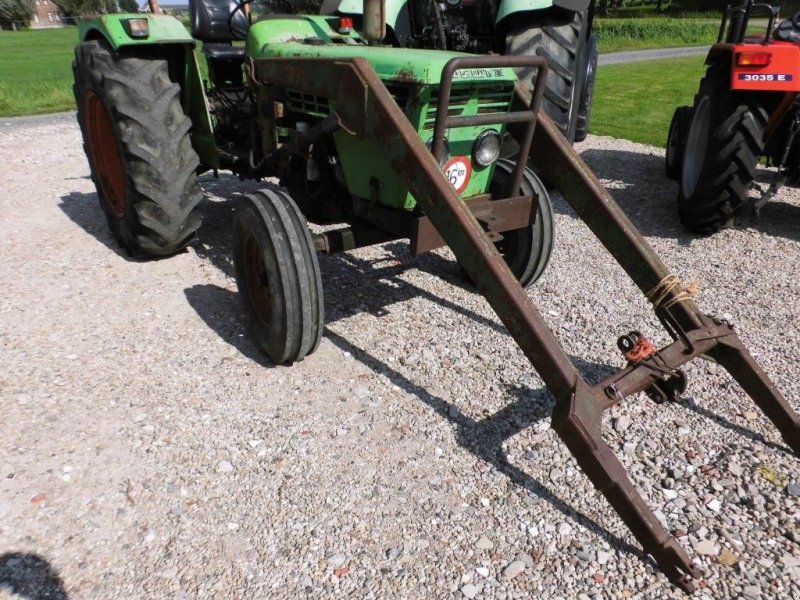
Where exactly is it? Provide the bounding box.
[426,137,450,167]
[472,129,501,167]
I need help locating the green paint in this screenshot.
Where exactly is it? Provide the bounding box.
[494,0,556,24]
[335,0,568,27]
[75,13,524,211]
[249,17,517,209]
[78,14,195,49]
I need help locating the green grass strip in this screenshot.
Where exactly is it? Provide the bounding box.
[591,55,707,147]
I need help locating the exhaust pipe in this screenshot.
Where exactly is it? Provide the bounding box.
[363,0,386,45]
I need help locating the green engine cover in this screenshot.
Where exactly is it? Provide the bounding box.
[249,17,519,210]
[78,13,195,49]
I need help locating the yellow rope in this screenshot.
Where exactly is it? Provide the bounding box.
[646,274,694,312]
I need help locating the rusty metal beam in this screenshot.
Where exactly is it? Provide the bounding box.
[248,54,800,593]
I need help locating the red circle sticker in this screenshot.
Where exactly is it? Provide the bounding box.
[443,156,472,194]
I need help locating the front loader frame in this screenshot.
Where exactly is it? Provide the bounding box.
[250,53,800,592]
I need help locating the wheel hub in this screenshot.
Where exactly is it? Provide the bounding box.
[242,232,273,328]
[84,90,127,218]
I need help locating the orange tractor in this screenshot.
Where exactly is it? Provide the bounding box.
[667,0,800,233]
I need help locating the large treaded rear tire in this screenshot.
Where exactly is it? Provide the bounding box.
[573,33,597,143]
[505,10,590,142]
[73,41,202,257]
[678,65,767,234]
[233,188,323,365]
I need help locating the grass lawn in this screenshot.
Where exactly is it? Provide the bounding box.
[0,28,77,117]
[591,55,707,147]
[595,18,719,53]
[1,24,710,151]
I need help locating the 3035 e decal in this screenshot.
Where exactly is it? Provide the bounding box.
[737,73,794,82]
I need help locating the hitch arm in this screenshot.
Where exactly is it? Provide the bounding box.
[251,56,800,592]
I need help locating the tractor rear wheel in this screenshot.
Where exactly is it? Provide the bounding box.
[489,160,554,288]
[678,65,767,233]
[73,40,202,257]
[665,106,693,181]
[505,10,592,142]
[233,188,323,365]
[574,33,598,143]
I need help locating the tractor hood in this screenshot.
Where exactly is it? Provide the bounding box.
[246,17,517,85]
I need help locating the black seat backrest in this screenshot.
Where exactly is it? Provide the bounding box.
[189,0,249,42]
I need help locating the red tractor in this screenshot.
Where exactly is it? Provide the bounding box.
[667,0,800,233]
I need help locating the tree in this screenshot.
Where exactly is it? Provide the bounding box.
[0,0,33,30]
[119,0,139,12]
[53,0,118,18]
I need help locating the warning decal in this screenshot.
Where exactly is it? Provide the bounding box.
[443,156,472,194]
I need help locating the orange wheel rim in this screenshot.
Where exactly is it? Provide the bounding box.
[242,232,273,327]
[85,91,126,218]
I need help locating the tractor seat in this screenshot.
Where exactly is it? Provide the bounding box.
[203,44,246,60]
[189,0,249,43]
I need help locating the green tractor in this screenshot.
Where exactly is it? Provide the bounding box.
[72,0,800,593]
[322,0,598,141]
[74,0,556,361]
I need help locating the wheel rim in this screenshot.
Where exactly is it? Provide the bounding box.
[241,231,273,328]
[682,97,710,198]
[84,90,126,218]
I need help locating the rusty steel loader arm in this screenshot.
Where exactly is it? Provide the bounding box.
[250,55,800,592]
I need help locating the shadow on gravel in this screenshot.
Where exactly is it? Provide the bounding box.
[323,327,646,561]
[184,243,543,360]
[58,192,126,257]
[576,148,800,244]
[183,268,650,561]
[0,553,68,600]
[682,401,795,457]
[183,284,276,369]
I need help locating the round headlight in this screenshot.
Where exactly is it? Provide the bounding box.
[426,137,450,166]
[472,129,501,167]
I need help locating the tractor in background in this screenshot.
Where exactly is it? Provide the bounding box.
[667,0,800,233]
[321,0,598,142]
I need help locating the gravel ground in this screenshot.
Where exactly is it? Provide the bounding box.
[1,116,799,600]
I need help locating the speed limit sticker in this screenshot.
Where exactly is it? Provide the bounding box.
[443,156,472,193]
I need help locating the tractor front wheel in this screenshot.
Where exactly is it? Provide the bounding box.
[73,41,202,257]
[489,160,555,288]
[665,106,693,181]
[678,65,767,233]
[233,188,324,365]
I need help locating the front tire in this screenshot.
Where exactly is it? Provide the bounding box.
[505,10,592,142]
[73,41,202,257]
[489,160,555,288]
[665,106,693,181]
[233,188,324,365]
[678,65,767,233]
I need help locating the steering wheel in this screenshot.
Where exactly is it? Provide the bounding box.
[775,10,800,41]
[228,0,253,41]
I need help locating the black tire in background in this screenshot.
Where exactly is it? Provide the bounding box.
[489,159,555,288]
[574,33,598,143]
[233,188,323,365]
[73,41,202,257]
[665,106,693,181]
[505,9,591,142]
[678,64,767,234]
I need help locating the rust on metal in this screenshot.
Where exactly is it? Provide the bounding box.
[84,90,127,218]
[410,194,533,255]
[249,53,800,593]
